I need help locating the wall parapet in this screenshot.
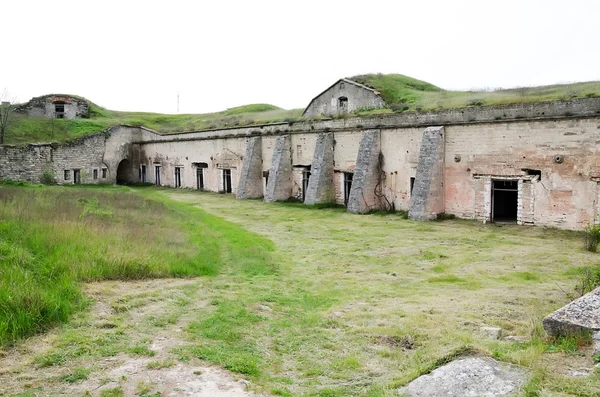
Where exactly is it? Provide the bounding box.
[131,97,600,144]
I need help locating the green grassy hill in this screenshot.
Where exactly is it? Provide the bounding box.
[5,74,600,145]
[6,101,302,145]
[350,73,600,114]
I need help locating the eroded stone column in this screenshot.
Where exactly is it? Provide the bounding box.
[347,129,382,213]
[264,135,292,202]
[236,136,263,199]
[409,126,446,220]
[304,132,334,205]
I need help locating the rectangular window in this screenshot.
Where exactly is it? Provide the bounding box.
[196,167,204,190]
[93,169,98,180]
[141,165,147,183]
[64,170,70,180]
[175,167,182,188]
[102,168,107,179]
[155,166,161,186]
[222,169,232,193]
[343,172,353,207]
[410,177,415,196]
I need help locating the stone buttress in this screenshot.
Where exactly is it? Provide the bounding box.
[409,126,446,220]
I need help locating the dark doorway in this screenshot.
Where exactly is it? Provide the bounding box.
[196,168,204,190]
[116,159,133,185]
[410,177,416,196]
[492,180,518,223]
[140,165,147,183]
[338,96,348,114]
[222,169,232,193]
[302,168,311,202]
[155,166,161,185]
[54,102,66,118]
[73,169,81,185]
[344,172,353,207]
[174,167,182,188]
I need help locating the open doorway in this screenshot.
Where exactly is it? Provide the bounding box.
[343,172,353,207]
[492,180,518,223]
[222,169,232,193]
[116,159,134,185]
[302,168,311,202]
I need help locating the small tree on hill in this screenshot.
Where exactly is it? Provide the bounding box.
[0,90,17,145]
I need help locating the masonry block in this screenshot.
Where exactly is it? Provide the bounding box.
[409,126,446,220]
[347,129,382,213]
[304,132,334,205]
[236,136,263,199]
[264,135,292,202]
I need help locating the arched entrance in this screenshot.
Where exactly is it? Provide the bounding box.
[116,159,134,185]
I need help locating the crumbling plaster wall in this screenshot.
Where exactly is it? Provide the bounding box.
[444,118,600,229]
[303,81,385,117]
[3,98,600,230]
[17,95,89,119]
[139,137,245,192]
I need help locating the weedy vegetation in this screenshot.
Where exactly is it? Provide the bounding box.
[2,185,600,396]
[5,74,599,145]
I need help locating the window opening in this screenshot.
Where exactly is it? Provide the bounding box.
[222,169,232,193]
[93,169,98,180]
[338,96,348,114]
[102,168,107,178]
[302,169,311,202]
[64,170,70,180]
[175,167,182,188]
[196,167,204,190]
[54,102,65,118]
[141,165,147,183]
[155,166,161,186]
[491,180,518,223]
[343,172,353,207]
[410,177,416,195]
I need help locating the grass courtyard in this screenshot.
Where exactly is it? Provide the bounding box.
[1,185,599,396]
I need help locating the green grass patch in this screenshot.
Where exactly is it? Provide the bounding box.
[60,367,92,383]
[0,185,276,346]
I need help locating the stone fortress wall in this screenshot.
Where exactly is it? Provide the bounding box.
[2,98,600,230]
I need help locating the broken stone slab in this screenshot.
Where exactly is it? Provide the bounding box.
[542,288,600,337]
[504,335,530,343]
[399,357,527,397]
[480,326,503,340]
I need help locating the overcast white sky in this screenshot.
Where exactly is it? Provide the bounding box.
[2,0,598,114]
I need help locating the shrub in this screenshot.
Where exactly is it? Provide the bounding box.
[40,170,56,185]
[583,223,600,252]
[574,264,600,296]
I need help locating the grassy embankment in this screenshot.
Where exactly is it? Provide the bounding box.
[3,185,600,396]
[5,74,599,145]
[5,103,302,145]
[0,184,276,347]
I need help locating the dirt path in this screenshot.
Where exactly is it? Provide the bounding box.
[0,279,263,397]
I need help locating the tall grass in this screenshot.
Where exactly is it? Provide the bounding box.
[0,185,276,346]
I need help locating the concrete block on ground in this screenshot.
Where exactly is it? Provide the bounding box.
[236,136,263,199]
[347,129,382,213]
[480,326,503,340]
[399,357,527,397]
[543,288,600,337]
[304,132,334,205]
[264,135,292,202]
[409,126,446,221]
